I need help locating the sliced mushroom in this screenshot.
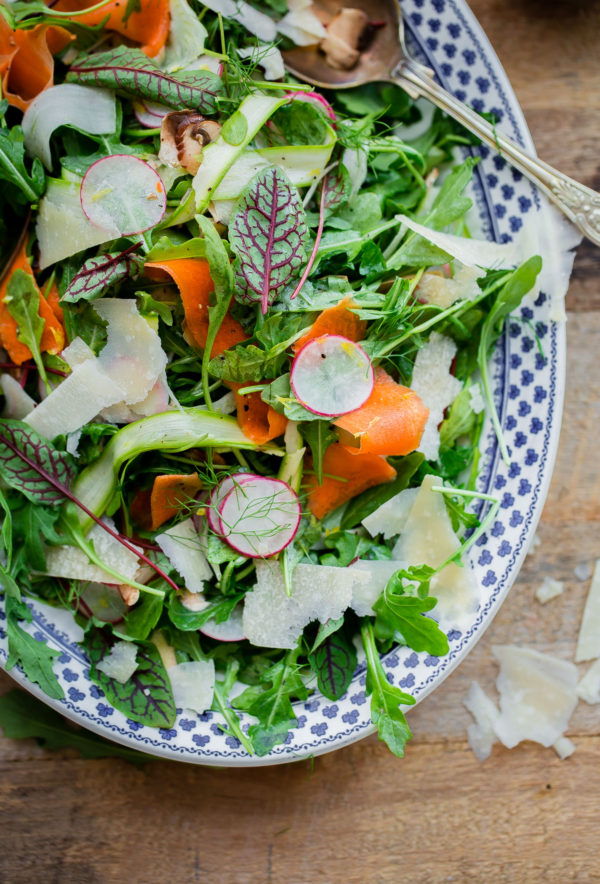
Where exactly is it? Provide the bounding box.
[159,112,222,176]
[320,8,370,70]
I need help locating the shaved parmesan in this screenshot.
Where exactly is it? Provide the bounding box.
[463,681,500,761]
[24,359,125,439]
[392,475,480,630]
[468,382,485,414]
[553,736,576,759]
[94,299,167,405]
[417,264,482,308]
[200,0,276,40]
[574,561,592,582]
[1,374,35,419]
[238,45,285,81]
[155,518,212,593]
[243,559,369,649]
[96,640,138,683]
[62,336,95,369]
[36,178,117,270]
[349,559,406,616]
[411,332,462,461]
[211,391,236,414]
[396,213,523,269]
[492,645,578,748]
[45,522,141,584]
[278,0,327,45]
[535,576,564,604]
[168,660,215,713]
[575,559,600,662]
[361,488,418,539]
[576,657,600,704]
[163,0,207,72]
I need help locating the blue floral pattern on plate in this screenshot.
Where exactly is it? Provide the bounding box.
[0,0,565,766]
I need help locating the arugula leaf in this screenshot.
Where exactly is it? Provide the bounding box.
[310,616,345,652]
[10,502,62,572]
[0,420,76,506]
[67,46,222,112]
[373,569,449,656]
[229,166,309,313]
[4,269,49,388]
[0,118,45,205]
[62,302,108,354]
[0,487,13,567]
[61,247,144,304]
[208,342,287,384]
[145,235,207,262]
[233,647,308,756]
[211,660,255,755]
[340,452,424,529]
[167,592,243,631]
[361,620,414,758]
[299,420,337,484]
[308,626,356,701]
[136,291,174,326]
[0,689,150,762]
[84,628,176,728]
[120,593,164,641]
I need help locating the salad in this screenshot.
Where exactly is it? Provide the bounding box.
[0,0,543,758]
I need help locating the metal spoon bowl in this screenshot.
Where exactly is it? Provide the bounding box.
[284,0,600,246]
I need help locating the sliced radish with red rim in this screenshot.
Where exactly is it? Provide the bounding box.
[205,472,260,535]
[80,154,166,236]
[199,604,246,642]
[133,99,170,128]
[290,334,374,417]
[77,582,127,623]
[218,476,301,558]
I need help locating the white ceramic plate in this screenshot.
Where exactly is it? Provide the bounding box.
[0,0,567,765]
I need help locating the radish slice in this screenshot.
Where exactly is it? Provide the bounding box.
[199,605,246,641]
[133,99,170,129]
[290,334,374,417]
[78,583,127,623]
[287,91,336,122]
[205,472,259,534]
[80,155,167,236]
[218,476,301,558]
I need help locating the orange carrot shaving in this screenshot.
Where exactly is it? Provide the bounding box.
[53,0,170,57]
[45,280,64,325]
[232,383,287,445]
[0,241,65,365]
[293,295,367,354]
[150,473,203,530]
[306,443,396,520]
[145,258,247,357]
[0,18,72,110]
[334,367,429,457]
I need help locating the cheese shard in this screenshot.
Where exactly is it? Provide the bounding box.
[576,657,600,704]
[417,264,481,309]
[96,640,138,683]
[94,299,167,405]
[492,645,578,748]
[0,374,35,419]
[155,518,212,594]
[575,559,600,662]
[168,660,215,714]
[24,359,125,439]
[464,681,500,761]
[553,736,576,760]
[243,559,369,649]
[361,488,419,540]
[410,332,462,461]
[535,576,564,604]
[348,559,407,617]
[44,521,141,584]
[392,474,480,630]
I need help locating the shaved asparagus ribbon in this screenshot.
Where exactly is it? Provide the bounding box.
[70,409,282,531]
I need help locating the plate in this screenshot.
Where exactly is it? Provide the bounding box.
[0,0,566,765]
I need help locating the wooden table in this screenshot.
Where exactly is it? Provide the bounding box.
[2,2,600,882]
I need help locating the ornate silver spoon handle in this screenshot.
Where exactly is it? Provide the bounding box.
[395,60,600,245]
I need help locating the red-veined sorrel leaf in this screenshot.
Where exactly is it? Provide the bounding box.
[61,245,144,304]
[229,166,308,314]
[0,419,76,505]
[308,628,357,701]
[66,47,222,113]
[0,420,180,593]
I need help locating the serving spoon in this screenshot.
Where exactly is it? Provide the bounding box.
[283,0,600,246]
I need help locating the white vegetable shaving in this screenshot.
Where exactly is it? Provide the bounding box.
[168,660,215,713]
[155,518,212,593]
[277,0,327,45]
[576,657,600,704]
[0,374,35,419]
[200,0,276,41]
[392,475,480,630]
[575,559,600,662]
[162,0,207,71]
[243,559,370,649]
[96,640,138,684]
[535,576,564,604]
[238,45,285,81]
[410,332,462,462]
[361,488,418,539]
[396,213,523,269]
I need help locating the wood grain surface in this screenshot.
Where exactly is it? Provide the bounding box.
[2,2,600,882]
